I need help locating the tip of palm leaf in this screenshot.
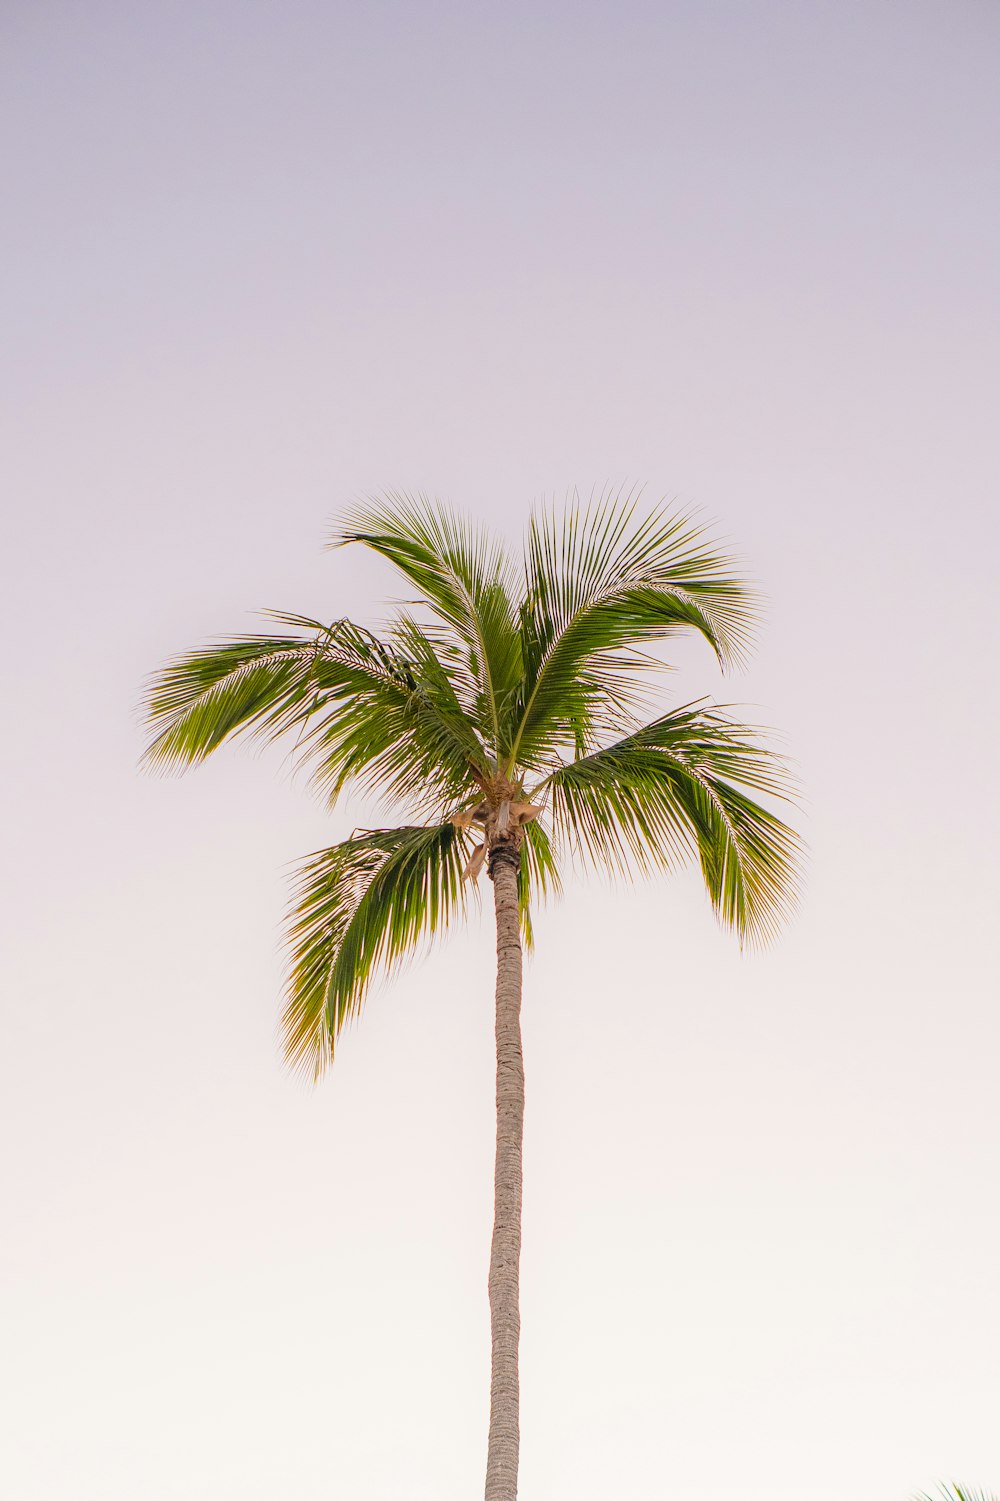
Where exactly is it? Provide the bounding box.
[138,736,205,776]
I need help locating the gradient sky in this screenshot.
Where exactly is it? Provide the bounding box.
[3,3,999,1498]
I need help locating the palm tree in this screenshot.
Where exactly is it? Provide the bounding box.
[143,490,800,1500]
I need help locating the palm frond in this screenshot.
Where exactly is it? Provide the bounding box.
[334,493,524,760]
[143,612,490,817]
[518,815,561,948]
[141,626,326,770]
[510,488,758,770]
[540,703,801,946]
[297,613,491,816]
[916,1487,999,1501]
[283,822,467,1079]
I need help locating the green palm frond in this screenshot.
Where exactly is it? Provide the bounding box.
[541,703,800,945]
[517,815,561,948]
[334,493,524,760]
[916,1487,999,1501]
[283,822,467,1078]
[510,488,757,769]
[297,613,491,816]
[141,626,326,770]
[143,612,490,817]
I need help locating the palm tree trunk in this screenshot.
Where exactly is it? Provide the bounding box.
[484,840,524,1501]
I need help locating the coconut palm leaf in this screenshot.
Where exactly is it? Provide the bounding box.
[527,488,756,669]
[141,627,326,770]
[507,489,758,771]
[541,703,800,945]
[916,1487,999,1501]
[517,814,561,948]
[334,494,524,760]
[143,612,490,817]
[283,822,467,1078]
[296,614,492,816]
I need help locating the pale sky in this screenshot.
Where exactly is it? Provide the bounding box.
[3,3,999,1498]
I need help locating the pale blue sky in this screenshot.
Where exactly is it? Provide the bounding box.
[2,3,999,1498]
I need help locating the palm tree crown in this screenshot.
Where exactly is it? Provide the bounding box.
[143,490,801,1075]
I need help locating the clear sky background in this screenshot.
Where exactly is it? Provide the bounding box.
[3,3,999,1498]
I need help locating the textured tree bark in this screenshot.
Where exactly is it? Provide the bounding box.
[484,839,524,1501]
